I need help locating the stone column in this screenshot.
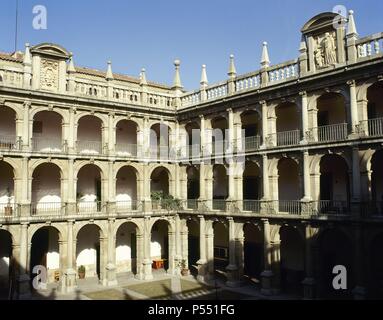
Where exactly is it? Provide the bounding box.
[142,217,153,280]
[197,215,207,281]
[300,91,308,143]
[108,112,115,155]
[227,108,234,153]
[22,102,30,151]
[262,154,269,200]
[168,229,176,275]
[351,147,361,217]
[352,225,366,299]
[205,220,214,280]
[271,239,281,294]
[348,80,359,136]
[181,223,189,272]
[261,101,268,147]
[20,157,30,217]
[135,232,144,279]
[302,224,316,299]
[17,223,31,298]
[235,228,245,283]
[68,107,76,153]
[260,219,273,295]
[62,220,76,293]
[107,161,116,214]
[174,215,182,263]
[104,218,117,286]
[226,217,240,287]
[302,150,311,201]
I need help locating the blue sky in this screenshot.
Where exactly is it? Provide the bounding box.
[0,0,382,89]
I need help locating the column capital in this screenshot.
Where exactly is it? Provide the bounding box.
[226,107,233,113]
[259,100,267,106]
[299,90,307,97]
[347,79,356,87]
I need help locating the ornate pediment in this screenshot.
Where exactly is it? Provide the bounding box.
[31,43,70,60]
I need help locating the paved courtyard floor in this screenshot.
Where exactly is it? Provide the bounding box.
[25,272,300,300]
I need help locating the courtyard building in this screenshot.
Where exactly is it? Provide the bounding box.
[0,10,382,299]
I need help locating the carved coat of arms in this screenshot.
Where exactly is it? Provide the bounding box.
[40,59,58,90]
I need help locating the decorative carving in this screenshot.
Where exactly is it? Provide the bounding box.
[40,59,59,90]
[314,32,337,68]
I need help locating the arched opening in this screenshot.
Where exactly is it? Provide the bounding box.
[76,224,103,280]
[187,166,199,209]
[77,164,102,212]
[275,102,300,146]
[368,233,383,298]
[319,154,350,213]
[0,161,14,216]
[316,93,347,142]
[116,222,139,276]
[371,150,383,215]
[319,229,353,299]
[211,116,228,155]
[0,106,16,150]
[243,223,263,285]
[241,110,261,151]
[366,82,383,136]
[31,163,61,215]
[243,161,261,211]
[150,167,170,209]
[213,164,228,210]
[151,220,170,273]
[279,226,304,295]
[277,158,300,213]
[187,219,199,276]
[116,166,137,211]
[77,115,102,154]
[150,123,170,160]
[30,226,60,286]
[213,221,229,279]
[185,121,200,157]
[0,230,13,298]
[115,120,138,156]
[32,111,62,152]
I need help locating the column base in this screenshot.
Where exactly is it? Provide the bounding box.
[17,274,31,299]
[103,263,118,286]
[60,268,77,293]
[141,259,153,280]
[352,285,366,300]
[260,270,274,296]
[225,264,240,287]
[302,277,316,300]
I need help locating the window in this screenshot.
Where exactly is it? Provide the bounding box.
[33,121,43,134]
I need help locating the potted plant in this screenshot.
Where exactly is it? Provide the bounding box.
[78,265,86,279]
[179,259,189,276]
[151,191,163,209]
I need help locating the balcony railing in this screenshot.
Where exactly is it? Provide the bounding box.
[360,118,383,137]
[77,201,104,213]
[186,199,198,210]
[31,202,63,216]
[275,200,302,215]
[276,130,300,146]
[0,135,18,150]
[77,140,102,155]
[0,202,17,218]
[242,200,261,213]
[312,200,350,215]
[212,199,227,211]
[115,143,137,157]
[310,123,348,143]
[32,137,62,153]
[243,136,261,152]
[115,200,141,213]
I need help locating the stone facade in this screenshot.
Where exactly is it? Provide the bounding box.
[0,11,383,299]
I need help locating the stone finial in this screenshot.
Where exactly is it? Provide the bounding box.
[347,10,358,38]
[299,36,307,53]
[106,60,114,80]
[67,52,76,73]
[228,54,237,78]
[200,64,208,87]
[23,43,31,65]
[172,59,183,89]
[261,41,270,68]
[140,68,147,85]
